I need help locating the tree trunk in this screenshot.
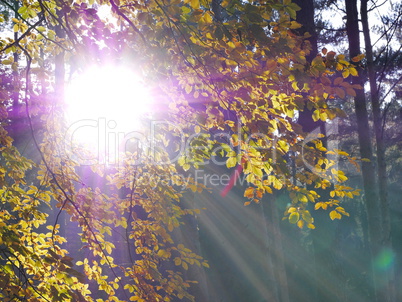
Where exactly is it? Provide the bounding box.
[9,0,21,141]
[345,1,385,301]
[293,0,317,61]
[360,0,394,300]
[294,2,343,301]
[261,193,290,302]
[54,25,65,107]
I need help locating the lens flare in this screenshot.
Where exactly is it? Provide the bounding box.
[64,65,153,162]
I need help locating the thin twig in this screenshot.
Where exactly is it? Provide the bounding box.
[109,0,147,45]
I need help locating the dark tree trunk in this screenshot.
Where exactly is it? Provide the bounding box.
[54,24,65,107]
[294,0,321,134]
[293,0,318,60]
[345,1,385,301]
[360,0,394,300]
[9,0,21,141]
[261,193,290,302]
[294,2,343,301]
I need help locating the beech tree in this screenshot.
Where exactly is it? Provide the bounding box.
[0,0,363,301]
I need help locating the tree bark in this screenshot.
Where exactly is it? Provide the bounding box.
[360,0,394,300]
[9,0,21,141]
[293,0,317,60]
[261,193,290,302]
[294,2,342,301]
[345,1,384,301]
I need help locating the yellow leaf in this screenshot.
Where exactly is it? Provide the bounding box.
[349,67,358,76]
[312,109,320,122]
[297,220,304,229]
[202,12,213,23]
[105,244,112,254]
[278,140,289,153]
[307,223,315,229]
[202,261,210,268]
[288,207,297,213]
[226,157,237,168]
[121,219,128,229]
[190,0,199,9]
[342,69,350,78]
[174,257,181,266]
[168,223,174,232]
[289,212,300,224]
[157,249,167,258]
[319,111,328,122]
[264,186,273,194]
[41,193,51,202]
[337,150,349,156]
[290,21,302,29]
[222,0,229,7]
[227,41,236,49]
[329,210,342,220]
[315,202,323,210]
[298,194,308,203]
[292,81,299,91]
[185,84,192,94]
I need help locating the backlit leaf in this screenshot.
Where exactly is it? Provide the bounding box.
[190,0,200,9]
[289,212,300,224]
[329,210,342,220]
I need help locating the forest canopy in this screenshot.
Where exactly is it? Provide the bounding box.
[0,0,400,301]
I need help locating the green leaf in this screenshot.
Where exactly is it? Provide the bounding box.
[289,212,300,224]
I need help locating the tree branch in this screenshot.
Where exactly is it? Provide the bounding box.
[109,0,147,45]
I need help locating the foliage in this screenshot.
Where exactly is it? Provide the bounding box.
[0,0,363,300]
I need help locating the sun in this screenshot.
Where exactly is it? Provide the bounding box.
[64,64,153,164]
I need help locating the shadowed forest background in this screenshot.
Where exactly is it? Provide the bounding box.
[0,0,401,301]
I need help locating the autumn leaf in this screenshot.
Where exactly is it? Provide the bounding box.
[189,0,200,9]
[289,212,300,224]
[329,210,342,220]
[244,187,255,198]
